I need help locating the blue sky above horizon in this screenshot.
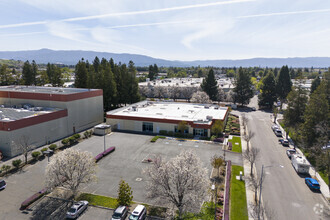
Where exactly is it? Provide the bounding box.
[1,0,330,61]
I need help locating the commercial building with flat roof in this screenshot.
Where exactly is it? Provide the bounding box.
[106,101,229,137]
[0,86,103,157]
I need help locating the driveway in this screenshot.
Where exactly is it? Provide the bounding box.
[79,132,242,205]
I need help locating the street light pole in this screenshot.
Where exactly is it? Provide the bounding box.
[211,184,216,220]
[258,165,264,220]
[104,129,106,152]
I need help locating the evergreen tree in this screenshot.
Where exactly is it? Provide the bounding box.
[233,67,254,106]
[258,71,277,108]
[148,64,156,81]
[301,81,329,146]
[201,68,218,101]
[46,64,63,87]
[101,58,117,110]
[310,76,321,94]
[127,61,140,104]
[93,56,100,73]
[31,60,38,85]
[75,59,88,88]
[276,65,292,106]
[116,179,133,206]
[0,64,14,86]
[22,61,33,85]
[283,85,308,128]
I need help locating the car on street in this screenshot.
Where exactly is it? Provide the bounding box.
[112,206,128,220]
[279,139,289,147]
[66,200,88,219]
[286,149,296,159]
[305,178,320,191]
[274,129,282,137]
[271,124,279,131]
[0,179,6,190]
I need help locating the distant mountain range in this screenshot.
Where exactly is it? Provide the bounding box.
[0,49,329,68]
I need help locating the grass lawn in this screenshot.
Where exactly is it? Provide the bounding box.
[229,136,242,153]
[230,165,248,220]
[319,170,329,185]
[76,193,118,209]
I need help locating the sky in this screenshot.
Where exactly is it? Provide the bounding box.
[0,0,330,61]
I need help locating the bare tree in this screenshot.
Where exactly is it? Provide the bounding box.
[249,201,276,220]
[210,155,224,180]
[144,150,210,218]
[45,149,97,196]
[181,87,197,102]
[191,91,211,104]
[243,130,255,152]
[247,169,265,204]
[169,86,182,101]
[14,135,33,165]
[243,147,260,176]
[241,113,248,136]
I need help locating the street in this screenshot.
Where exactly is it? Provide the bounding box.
[240,96,329,220]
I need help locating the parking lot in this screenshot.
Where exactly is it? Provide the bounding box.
[0,132,242,219]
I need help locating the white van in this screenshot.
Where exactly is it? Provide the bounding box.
[291,155,310,174]
[129,205,146,220]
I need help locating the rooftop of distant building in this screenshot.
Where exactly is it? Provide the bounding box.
[0,85,97,94]
[108,101,228,125]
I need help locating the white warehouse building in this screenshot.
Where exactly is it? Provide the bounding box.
[0,86,103,157]
[106,101,229,137]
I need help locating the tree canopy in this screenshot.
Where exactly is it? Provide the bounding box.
[258,71,277,108]
[276,65,292,104]
[201,68,218,101]
[233,67,254,106]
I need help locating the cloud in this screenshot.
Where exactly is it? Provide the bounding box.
[1,0,255,29]
[237,8,330,19]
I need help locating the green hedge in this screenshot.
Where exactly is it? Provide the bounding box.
[151,136,166,142]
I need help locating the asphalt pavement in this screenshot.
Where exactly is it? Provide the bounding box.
[237,95,329,220]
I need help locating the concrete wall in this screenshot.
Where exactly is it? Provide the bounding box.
[0,95,103,157]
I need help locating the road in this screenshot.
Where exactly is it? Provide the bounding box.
[239,96,328,220]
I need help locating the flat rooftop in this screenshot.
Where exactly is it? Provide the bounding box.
[108,101,228,124]
[0,105,62,122]
[0,86,97,94]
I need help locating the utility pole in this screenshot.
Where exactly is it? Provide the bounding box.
[104,129,106,152]
[258,165,264,220]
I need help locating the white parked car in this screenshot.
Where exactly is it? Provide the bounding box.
[66,201,88,219]
[271,124,279,131]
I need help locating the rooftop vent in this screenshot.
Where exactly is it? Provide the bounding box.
[182,115,188,118]
[206,115,213,120]
[156,113,163,115]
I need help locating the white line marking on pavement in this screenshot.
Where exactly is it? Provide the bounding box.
[291,202,302,208]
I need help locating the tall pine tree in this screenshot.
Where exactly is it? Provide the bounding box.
[22,61,33,85]
[233,67,254,106]
[276,65,292,106]
[75,59,88,88]
[201,68,218,101]
[258,71,277,108]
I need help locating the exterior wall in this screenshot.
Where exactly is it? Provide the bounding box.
[0,90,104,157]
[0,116,69,157]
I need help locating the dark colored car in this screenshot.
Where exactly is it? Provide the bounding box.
[112,206,128,220]
[0,179,6,190]
[305,178,320,191]
[279,139,289,147]
[274,129,282,137]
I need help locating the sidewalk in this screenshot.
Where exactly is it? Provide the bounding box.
[239,115,256,220]
[274,117,330,201]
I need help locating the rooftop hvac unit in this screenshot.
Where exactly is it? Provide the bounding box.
[206,115,213,120]
[132,106,138,111]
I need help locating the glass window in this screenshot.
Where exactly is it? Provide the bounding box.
[142,122,153,132]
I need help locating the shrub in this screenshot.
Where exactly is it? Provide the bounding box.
[1,164,11,175]
[61,138,69,146]
[31,151,41,159]
[12,159,22,169]
[167,131,174,136]
[20,188,47,210]
[84,131,89,139]
[210,135,217,141]
[103,147,115,156]
[49,144,57,151]
[159,130,167,135]
[41,147,48,153]
[95,153,103,162]
[68,136,76,145]
[73,133,81,139]
[185,133,194,139]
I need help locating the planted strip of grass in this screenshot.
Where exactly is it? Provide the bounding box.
[76,193,117,209]
[230,165,248,220]
[150,136,166,142]
[229,136,242,153]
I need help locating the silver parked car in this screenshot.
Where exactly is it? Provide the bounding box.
[112,206,128,220]
[66,200,88,219]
